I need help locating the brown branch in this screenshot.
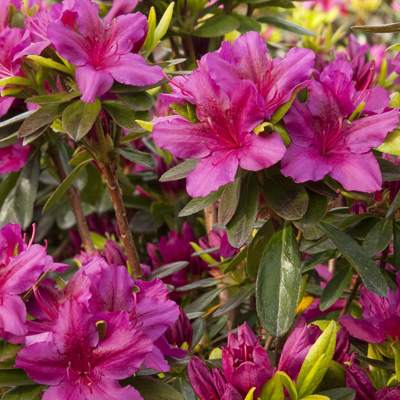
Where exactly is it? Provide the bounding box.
[48,145,95,255]
[204,204,217,234]
[264,335,274,351]
[94,117,144,280]
[339,276,362,318]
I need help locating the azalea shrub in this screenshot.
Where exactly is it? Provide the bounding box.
[3,0,400,399]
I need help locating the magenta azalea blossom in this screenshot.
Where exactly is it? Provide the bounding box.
[0,141,30,175]
[200,31,315,119]
[153,69,286,197]
[281,60,399,193]
[16,301,152,400]
[47,0,163,103]
[104,0,141,24]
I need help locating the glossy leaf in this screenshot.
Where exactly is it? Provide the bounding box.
[0,76,34,87]
[160,159,199,182]
[296,321,337,398]
[184,286,227,313]
[43,159,91,214]
[377,129,400,155]
[27,55,73,74]
[22,124,49,145]
[147,261,189,280]
[62,99,101,141]
[317,388,356,400]
[176,278,222,292]
[377,157,400,181]
[179,186,223,217]
[25,91,80,104]
[386,189,400,219]
[218,170,242,226]
[68,150,93,166]
[114,148,156,168]
[259,373,284,400]
[194,14,241,37]
[0,132,18,148]
[2,385,42,400]
[363,218,393,256]
[153,2,175,47]
[213,284,255,317]
[226,172,259,248]
[278,372,298,400]
[258,16,315,36]
[125,377,184,400]
[0,171,19,210]
[0,370,35,388]
[256,222,301,337]
[191,318,206,348]
[247,219,275,280]
[294,191,328,231]
[18,103,67,137]
[223,246,248,273]
[0,111,35,129]
[320,266,354,311]
[263,166,309,220]
[303,181,338,198]
[118,92,155,111]
[318,222,388,297]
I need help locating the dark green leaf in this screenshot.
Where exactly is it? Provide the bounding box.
[150,200,175,223]
[120,131,149,143]
[2,385,42,400]
[0,340,20,364]
[18,103,67,137]
[0,370,35,388]
[68,150,93,166]
[355,355,394,370]
[324,176,374,202]
[0,132,18,148]
[179,187,223,217]
[318,222,388,297]
[386,189,400,219]
[109,79,166,93]
[176,278,222,291]
[214,284,255,317]
[194,14,240,37]
[226,172,259,248]
[363,219,393,256]
[258,16,315,36]
[114,148,156,168]
[209,315,228,339]
[118,92,155,111]
[223,246,248,273]
[22,124,49,145]
[256,222,301,337]
[320,266,354,311]
[160,159,199,182]
[218,171,242,226]
[191,318,206,347]
[0,171,20,210]
[247,219,275,280]
[80,164,103,205]
[294,191,328,231]
[378,157,400,181]
[184,286,226,313]
[147,261,189,280]
[0,111,35,129]
[173,377,197,400]
[351,22,400,33]
[236,14,261,34]
[263,166,309,220]
[102,100,150,131]
[301,250,337,272]
[394,222,400,271]
[123,377,184,400]
[318,388,356,400]
[25,91,81,104]
[62,99,101,141]
[303,181,338,198]
[43,160,91,214]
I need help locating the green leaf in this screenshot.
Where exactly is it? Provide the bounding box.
[118,92,155,111]
[27,55,73,74]
[301,250,337,272]
[218,170,242,226]
[278,372,297,400]
[179,187,223,217]
[209,315,229,339]
[317,388,356,400]
[303,181,338,198]
[147,261,189,280]
[114,148,156,168]
[102,100,150,131]
[223,246,248,273]
[296,321,337,398]
[22,124,49,145]
[120,130,150,143]
[2,385,42,400]
[0,370,36,388]
[256,222,301,337]
[259,373,284,400]
[377,157,400,181]
[377,129,400,155]
[153,2,175,46]
[394,222,400,271]
[18,103,67,137]
[68,150,93,166]
[43,159,91,214]
[263,166,309,220]
[0,76,35,87]
[363,218,393,256]
[191,317,206,347]
[319,222,388,297]
[25,91,81,104]
[0,154,39,229]
[258,16,315,36]
[123,377,184,400]
[0,171,19,211]
[320,266,354,311]
[236,14,261,34]
[160,159,199,182]
[194,14,241,37]
[386,189,400,219]
[62,99,101,141]
[184,286,227,313]
[176,277,222,291]
[0,111,35,129]
[213,284,255,317]
[0,132,18,148]
[270,85,305,125]
[226,172,259,248]
[351,22,400,33]
[294,191,328,231]
[0,340,20,364]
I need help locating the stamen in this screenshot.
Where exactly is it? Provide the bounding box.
[324,117,343,152]
[32,286,57,321]
[162,71,191,96]
[353,67,374,105]
[130,291,138,321]
[27,223,36,250]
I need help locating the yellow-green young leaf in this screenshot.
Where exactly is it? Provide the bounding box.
[392,343,400,382]
[153,2,174,47]
[90,232,107,251]
[260,374,284,400]
[389,92,400,108]
[368,344,389,389]
[387,43,400,51]
[142,7,156,54]
[278,372,298,400]
[377,128,400,155]
[348,102,365,122]
[244,387,256,400]
[269,85,304,125]
[27,55,73,74]
[0,76,35,87]
[190,242,216,264]
[296,321,337,398]
[299,396,329,400]
[136,120,154,132]
[209,348,222,360]
[1,87,22,97]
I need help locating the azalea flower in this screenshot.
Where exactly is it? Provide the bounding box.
[0,141,30,175]
[16,301,152,400]
[153,69,286,197]
[104,0,141,23]
[47,0,163,103]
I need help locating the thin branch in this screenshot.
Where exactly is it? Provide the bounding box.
[339,276,362,318]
